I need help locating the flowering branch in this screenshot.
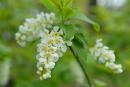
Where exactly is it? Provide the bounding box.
[15,0,123,83]
[69,46,92,87]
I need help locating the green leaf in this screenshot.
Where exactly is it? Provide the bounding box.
[63,0,73,7]
[62,25,78,41]
[51,0,61,9]
[40,0,59,13]
[73,10,100,32]
[71,33,88,62]
[94,79,106,87]
[74,33,87,47]
[62,7,74,20]
[50,0,74,20]
[52,0,73,7]
[0,43,12,60]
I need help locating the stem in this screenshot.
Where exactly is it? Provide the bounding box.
[69,47,92,87]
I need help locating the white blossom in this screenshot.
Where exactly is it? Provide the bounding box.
[15,12,55,47]
[65,36,74,46]
[90,39,115,63]
[90,39,123,74]
[15,12,73,80]
[105,62,123,74]
[36,26,67,80]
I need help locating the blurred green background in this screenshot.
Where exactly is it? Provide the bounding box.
[0,0,130,87]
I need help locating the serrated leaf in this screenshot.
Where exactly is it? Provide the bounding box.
[73,11,100,32]
[40,0,59,13]
[62,25,78,41]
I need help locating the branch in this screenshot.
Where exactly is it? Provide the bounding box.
[69,46,92,87]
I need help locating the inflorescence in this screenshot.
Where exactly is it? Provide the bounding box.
[15,12,72,80]
[90,39,123,74]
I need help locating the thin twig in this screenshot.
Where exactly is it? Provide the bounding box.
[69,46,92,87]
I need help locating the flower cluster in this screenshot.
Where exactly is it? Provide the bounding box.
[15,12,55,47]
[15,12,72,80]
[36,26,67,80]
[90,39,123,74]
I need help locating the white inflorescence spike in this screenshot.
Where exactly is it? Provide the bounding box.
[15,12,73,80]
[90,39,123,74]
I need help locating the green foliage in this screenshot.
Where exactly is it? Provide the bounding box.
[71,33,88,63]
[40,0,59,13]
[94,79,106,87]
[51,0,73,8]
[0,43,12,60]
[72,11,100,32]
[40,0,74,20]
[40,0,99,29]
[61,7,74,20]
[62,25,78,41]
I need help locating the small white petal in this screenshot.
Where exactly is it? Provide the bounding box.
[53,26,59,31]
[66,41,72,46]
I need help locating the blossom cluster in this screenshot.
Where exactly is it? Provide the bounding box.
[36,26,67,80]
[15,12,55,47]
[90,39,123,74]
[15,12,72,80]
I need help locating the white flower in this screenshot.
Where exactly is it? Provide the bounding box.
[65,36,74,46]
[90,39,116,63]
[65,41,73,46]
[15,12,55,47]
[36,27,68,80]
[95,39,103,47]
[105,62,123,74]
[16,12,74,80]
[90,38,123,74]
